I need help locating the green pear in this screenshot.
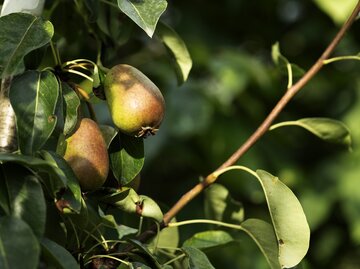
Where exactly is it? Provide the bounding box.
[104,64,165,137]
[63,118,109,191]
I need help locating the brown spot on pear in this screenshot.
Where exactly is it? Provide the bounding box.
[104,64,165,137]
[63,118,109,191]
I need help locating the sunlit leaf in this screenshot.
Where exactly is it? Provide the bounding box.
[10,70,59,155]
[182,246,215,269]
[117,0,167,37]
[110,133,144,185]
[256,170,310,268]
[138,195,163,222]
[0,13,53,78]
[270,117,352,150]
[0,216,40,269]
[156,22,192,84]
[183,230,233,250]
[313,0,357,25]
[101,187,140,214]
[241,219,281,269]
[204,183,244,224]
[41,238,78,269]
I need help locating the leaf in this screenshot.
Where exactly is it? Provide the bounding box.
[0,153,67,195]
[101,187,140,214]
[204,183,244,224]
[270,117,352,150]
[138,195,163,222]
[110,133,144,185]
[241,219,281,269]
[182,246,215,269]
[127,239,163,269]
[156,22,192,84]
[0,163,46,239]
[271,42,305,78]
[313,0,357,25]
[256,170,310,268]
[62,82,80,136]
[183,230,233,250]
[0,13,53,78]
[40,151,82,213]
[117,0,167,37]
[10,70,59,155]
[131,263,152,269]
[0,216,40,269]
[100,125,118,148]
[41,238,78,269]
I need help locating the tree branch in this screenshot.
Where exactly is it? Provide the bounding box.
[137,0,360,242]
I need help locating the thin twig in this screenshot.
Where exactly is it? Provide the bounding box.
[136,0,360,243]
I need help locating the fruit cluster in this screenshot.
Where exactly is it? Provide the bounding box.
[63,64,165,191]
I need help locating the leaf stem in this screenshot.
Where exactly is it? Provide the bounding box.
[163,253,186,266]
[85,254,130,266]
[50,41,60,66]
[168,219,244,231]
[323,55,360,64]
[286,63,293,89]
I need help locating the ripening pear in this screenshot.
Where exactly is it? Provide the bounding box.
[63,118,109,191]
[104,64,165,137]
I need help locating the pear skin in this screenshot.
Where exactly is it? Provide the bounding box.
[63,118,109,191]
[104,64,165,137]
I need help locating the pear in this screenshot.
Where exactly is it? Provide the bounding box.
[63,118,109,191]
[104,64,165,137]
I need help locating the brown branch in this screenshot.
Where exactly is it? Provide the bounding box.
[136,1,360,242]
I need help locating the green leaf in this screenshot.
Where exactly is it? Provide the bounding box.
[156,22,192,84]
[110,133,144,185]
[62,82,80,136]
[138,195,163,222]
[204,183,244,224]
[256,170,310,268]
[101,187,140,214]
[270,117,352,149]
[182,246,215,269]
[100,125,118,148]
[0,163,46,239]
[127,239,163,269]
[0,13,54,78]
[183,230,233,250]
[10,70,59,155]
[0,153,67,195]
[131,263,152,269]
[40,151,82,213]
[271,42,305,78]
[241,219,281,269]
[41,238,78,269]
[313,0,357,25]
[0,216,40,269]
[117,0,167,37]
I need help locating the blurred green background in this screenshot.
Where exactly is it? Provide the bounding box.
[18,0,360,267]
[136,1,360,268]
